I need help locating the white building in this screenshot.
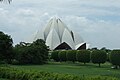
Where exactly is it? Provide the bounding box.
[34,17,87,50]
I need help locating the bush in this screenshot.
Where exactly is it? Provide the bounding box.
[0,67,118,80]
[51,50,60,62]
[66,50,77,63]
[76,50,90,64]
[0,67,80,80]
[58,51,67,62]
[91,50,107,67]
[110,50,120,69]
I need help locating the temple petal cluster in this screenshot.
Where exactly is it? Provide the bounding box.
[34,17,86,50]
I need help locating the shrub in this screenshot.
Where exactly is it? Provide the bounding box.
[0,67,119,80]
[66,50,77,63]
[91,50,107,67]
[110,50,120,69]
[76,50,90,64]
[58,51,67,62]
[51,50,60,62]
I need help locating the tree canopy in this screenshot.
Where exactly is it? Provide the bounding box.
[14,39,49,64]
[0,31,13,63]
[91,50,107,67]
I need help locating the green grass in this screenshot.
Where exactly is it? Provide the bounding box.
[10,62,120,79]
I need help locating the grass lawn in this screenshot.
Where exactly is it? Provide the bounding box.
[10,62,120,79]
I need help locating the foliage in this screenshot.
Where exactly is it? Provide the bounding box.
[106,52,111,62]
[100,47,111,53]
[66,50,76,63]
[91,50,107,67]
[0,67,118,80]
[51,50,60,62]
[76,50,90,64]
[14,39,48,64]
[0,31,13,64]
[58,51,67,62]
[100,47,111,62]
[110,50,120,69]
[91,47,98,50]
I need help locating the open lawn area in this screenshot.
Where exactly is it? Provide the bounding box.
[10,62,120,79]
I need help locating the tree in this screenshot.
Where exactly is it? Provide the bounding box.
[66,50,76,63]
[76,50,90,64]
[58,51,67,62]
[51,50,60,62]
[0,31,13,63]
[100,47,111,53]
[100,47,111,62]
[91,50,107,67]
[110,50,120,69]
[32,39,49,60]
[14,39,49,64]
[91,47,98,50]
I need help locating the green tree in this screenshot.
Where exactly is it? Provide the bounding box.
[14,39,49,64]
[51,50,60,62]
[91,50,107,67]
[76,50,90,64]
[100,47,111,62]
[0,31,13,63]
[32,39,49,61]
[58,51,67,62]
[110,50,120,69]
[66,50,76,63]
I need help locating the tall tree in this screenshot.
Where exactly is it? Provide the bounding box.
[0,31,13,63]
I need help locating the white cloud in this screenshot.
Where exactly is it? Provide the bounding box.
[16,9,35,16]
[62,15,120,49]
[0,0,120,49]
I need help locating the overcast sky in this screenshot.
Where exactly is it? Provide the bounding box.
[0,0,120,49]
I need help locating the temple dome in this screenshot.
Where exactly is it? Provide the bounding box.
[34,17,87,50]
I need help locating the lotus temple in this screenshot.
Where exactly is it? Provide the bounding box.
[34,17,88,50]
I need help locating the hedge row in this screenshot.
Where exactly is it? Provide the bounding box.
[0,67,118,80]
[51,50,120,67]
[51,50,106,66]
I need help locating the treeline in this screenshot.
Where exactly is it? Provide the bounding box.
[51,50,120,69]
[0,31,49,65]
[0,31,120,69]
